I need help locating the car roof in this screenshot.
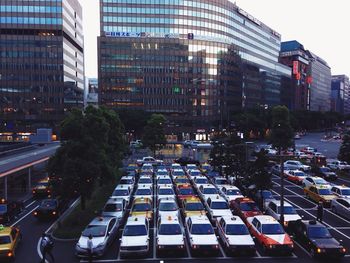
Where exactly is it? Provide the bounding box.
[137,185,152,189]
[268,200,293,207]
[208,195,226,202]
[89,216,114,226]
[302,220,325,227]
[184,197,201,203]
[159,197,176,203]
[252,215,279,224]
[115,185,130,190]
[133,197,152,204]
[200,184,216,188]
[159,215,180,225]
[188,215,210,223]
[106,197,124,204]
[0,225,13,236]
[220,216,245,225]
[332,185,350,190]
[126,216,147,226]
[236,197,254,203]
[158,184,173,189]
[222,185,240,190]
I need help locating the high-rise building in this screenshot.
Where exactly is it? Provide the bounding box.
[0,0,84,136]
[98,0,291,138]
[331,75,350,114]
[86,78,98,107]
[280,41,312,110]
[308,52,331,112]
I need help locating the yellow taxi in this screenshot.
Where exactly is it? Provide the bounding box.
[32,178,52,198]
[130,197,153,220]
[182,197,206,218]
[304,185,337,207]
[0,225,21,259]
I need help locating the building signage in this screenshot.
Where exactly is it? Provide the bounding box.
[238,8,262,26]
[293,61,299,75]
[105,32,180,38]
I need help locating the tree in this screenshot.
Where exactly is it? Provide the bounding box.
[115,109,151,138]
[142,114,167,155]
[338,131,350,164]
[269,106,294,225]
[48,106,125,210]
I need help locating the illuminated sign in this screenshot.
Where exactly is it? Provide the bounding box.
[293,61,299,75]
[105,32,180,38]
[238,8,262,26]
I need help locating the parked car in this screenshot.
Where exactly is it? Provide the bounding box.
[284,170,307,184]
[76,216,119,258]
[291,220,346,258]
[284,160,311,172]
[312,166,337,181]
[174,157,200,166]
[136,156,163,166]
[331,185,350,198]
[265,200,301,228]
[0,199,23,224]
[327,159,350,171]
[101,198,127,221]
[331,198,350,219]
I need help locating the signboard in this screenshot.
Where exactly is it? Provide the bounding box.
[238,8,262,26]
[293,61,299,75]
[105,32,180,39]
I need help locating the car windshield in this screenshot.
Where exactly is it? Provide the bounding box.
[277,206,297,214]
[319,189,332,195]
[216,179,228,184]
[179,188,194,195]
[319,167,331,173]
[186,202,204,211]
[308,226,332,238]
[159,202,177,211]
[133,203,152,211]
[40,199,57,208]
[203,188,218,194]
[104,203,122,212]
[226,224,249,235]
[120,179,133,184]
[139,178,152,184]
[0,236,11,244]
[113,190,129,196]
[173,171,185,176]
[135,189,152,195]
[191,223,214,234]
[227,189,242,196]
[124,225,147,236]
[0,204,7,213]
[294,172,305,177]
[159,189,174,195]
[195,179,208,184]
[159,224,182,235]
[262,224,285,235]
[240,202,259,211]
[341,189,350,195]
[157,172,168,176]
[158,179,172,184]
[36,182,48,187]
[190,172,201,176]
[211,201,229,209]
[176,178,189,183]
[82,225,106,237]
[315,179,327,185]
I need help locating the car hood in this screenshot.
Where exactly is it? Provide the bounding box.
[121,235,148,247]
[227,235,255,246]
[191,234,218,245]
[320,195,337,201]
[157,234,184,245]
[102,211,123,218]
[78,236,106,249]
[311,238,341,248]
[211,209,232,217]
[284,214,302,222]
[264,234,292,245]
[226,195,244,201]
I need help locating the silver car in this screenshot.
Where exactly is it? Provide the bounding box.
[76,216,119,258]
[331,198,350,219]
[102,198,126,220]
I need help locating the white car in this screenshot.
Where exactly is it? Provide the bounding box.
[157,185,175,200]
[185,215,219,254]
[158,197,179,218]
[331,198,350,219]
[157,176,172,186]
[156,215,185,254]
[155,170,169,178]
[206,196,232,221]
[171,163,182,170]
[186,164,198,171]
[217,216,255,255]
[140,163,154,173]
[198,184,220,202]
[111,185,131,204]
[265,200,301,227]
[120,216,150,258]
[193,176,209,188]
[138,176,153,187]
[119,176,135,191]
[134,185,153,199]
[302,176,330,189]
[187,169,202,179]
[220,185,244,201]
[284,160,311,172]
[331,186,350,198]
[327,159,350,171]
[76,217,119,258]
[171,169,185,178]
[212,177,229,188]
[137,156,163,166]
[102,198,126,220]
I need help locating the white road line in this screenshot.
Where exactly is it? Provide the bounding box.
[25,200,36,208]
[337,177,350,184]
[11,205,39,226]
[333,227,350,230]
[271,186,350,241]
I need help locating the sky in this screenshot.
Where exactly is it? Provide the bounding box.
[82,0,350,79]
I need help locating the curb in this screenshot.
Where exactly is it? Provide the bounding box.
[48,197,81,242]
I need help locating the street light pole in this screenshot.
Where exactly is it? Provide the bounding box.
[279,146,285,225]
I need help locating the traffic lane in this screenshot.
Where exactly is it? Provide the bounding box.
[52,239,79,263]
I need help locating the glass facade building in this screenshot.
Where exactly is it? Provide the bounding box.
[98,0,291,136]
[0,0,84,134]
[331,75,349,115]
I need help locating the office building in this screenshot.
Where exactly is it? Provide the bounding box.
[98,0,291,138]
[0,0,84,136]
[86,78,99,107]
[331,75,350,114]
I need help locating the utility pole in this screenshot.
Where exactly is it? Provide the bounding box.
[279,146,285,225]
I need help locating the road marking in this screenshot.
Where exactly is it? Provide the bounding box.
[337,177,350,184]
[37,237,48,263]
[11,205,39,226]
[25,200,36,208]
[272,184,350,241]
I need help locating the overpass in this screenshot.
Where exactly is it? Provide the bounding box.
[0,143,60,199]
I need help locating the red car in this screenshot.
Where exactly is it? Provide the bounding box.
[176,184,198,205]
[230,197,262,223]
[284,170,307,184]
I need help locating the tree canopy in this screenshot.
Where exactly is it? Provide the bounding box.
[142,114,167,154]
[338,131,350,164]
[269,106,294,150]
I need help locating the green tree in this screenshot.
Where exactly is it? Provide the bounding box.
[142,114,167,155]
[338,131,350,164]
[48,106,125,210]
[269,105,294,224]
[116,109,151,137]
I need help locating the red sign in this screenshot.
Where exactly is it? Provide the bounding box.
[306,76,313,84]
[296,72,301,80]
[293,61,299,74]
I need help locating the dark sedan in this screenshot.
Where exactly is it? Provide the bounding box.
[291,220,346,258]
[313,166,337,181]
[33,198,67,220]
[174,157,200,166]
